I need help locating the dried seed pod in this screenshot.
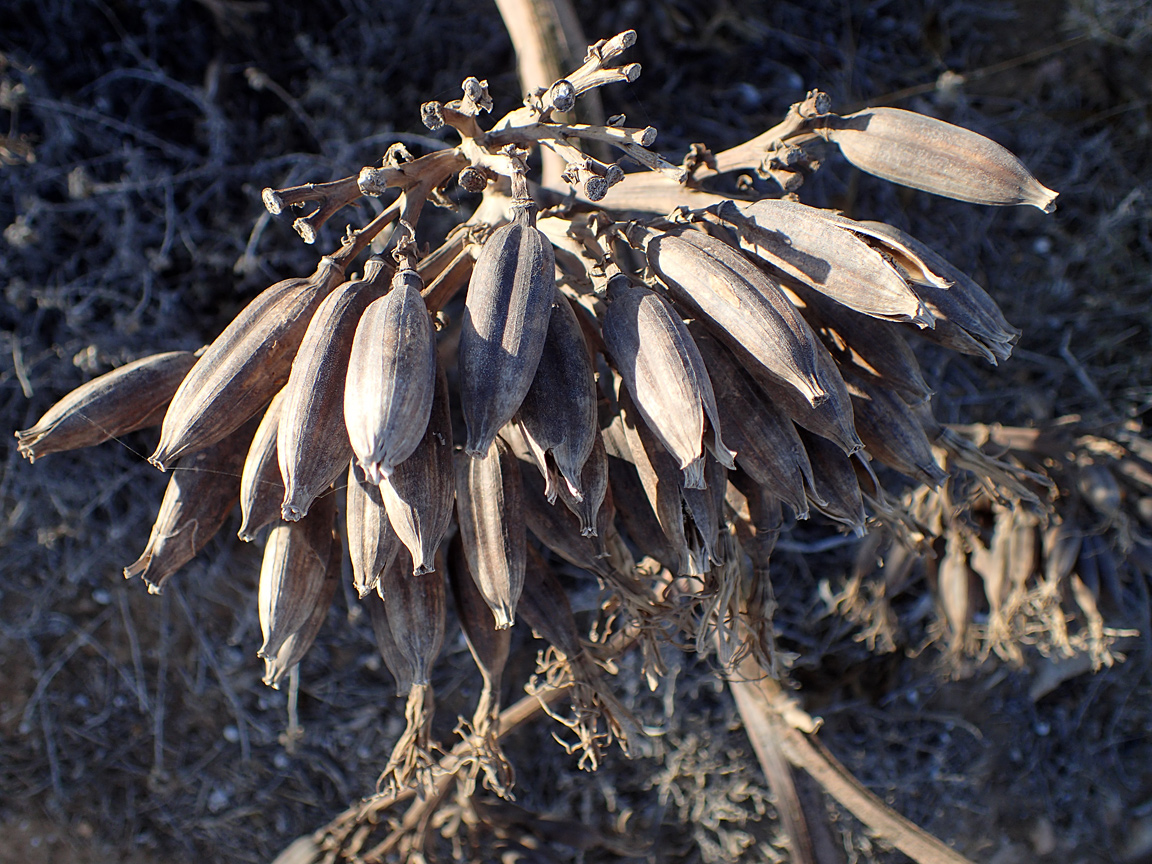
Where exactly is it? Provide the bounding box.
[455,438,526,629]
[799,428,866,533]
[151,257,345,470]
[606,453,678,572]
[937,531,972,651]
[459,195,556,457]
[714,199,931,325]
[364,589,414,697]
[279,258,389,521]
[602,273,733,489]
[124,415,258,593]
[857,220,1020,364]
[818,107,1058,212]
[239,389,288,542]
[554,431,610,538]
[346,460,401,598]
[691,324,816,518]
[518,546,583,659]
[785,278,933,404]
[843,372,948,487]
[645,227,828,407]
[16,350,197,462]
[345,262,436,483]
[262,529,341,689]
[257,491,337,661]
[379,362,455,575]
[516,294,598,501]
[379,547,446,687]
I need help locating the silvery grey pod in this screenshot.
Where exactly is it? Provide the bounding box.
[257,488,337,661]
[516,293,598,502]
[345,261,436,484]
[364,588,414,697]
[150,257,346,470]
[644,226,828,407]
[817,107,1058,212]
[455,438,526,629]
[602,272,734,490]
[262,530,340,689]
[798,428,866,534]
[346,460,401,598]
[16,350,197,462]
[689,323,816,519]
[459,193,556,458]
[713,199,932,326]
[379,362,455,576]
[124,415,258,594]
[239,389,288,541]
[279,258,390,521]
[379,547,445,688]
[554,431,609,539]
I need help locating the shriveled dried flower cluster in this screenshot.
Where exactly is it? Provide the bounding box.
[21,27,1126,857]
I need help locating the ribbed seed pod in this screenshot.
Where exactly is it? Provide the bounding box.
[785,278,933,404]
[239,389,288,541]
[602,273,733,489]
[646,227,828,407]
[691,324,816,518]
[364,589,414,697]
[459,195,556,457]
[518,545,583,659]
[346,460,401,598]
[843,372,948,487]
[455,438,526,629]
[856,221,1020,364]
[554,431,609,537]
[151,257,345,470]
[379,362,455,576]
[818,107,1058,211]
[257,491,336,661]
[124,415,258,593]
[516,293,598,501]
[16,350,197,462]
[345,263,436,483]
[714,199,932,325]
[799,428,866,533]
[449,534,511,692]
[279,258,389,521]
[262,530,340,689]
[379,547,445,687]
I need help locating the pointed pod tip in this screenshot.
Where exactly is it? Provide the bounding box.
[413,562,436,577]
[148,454,169,472]
[281,502,306,522]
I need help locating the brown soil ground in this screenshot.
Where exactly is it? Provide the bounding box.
[2,1,1150,862]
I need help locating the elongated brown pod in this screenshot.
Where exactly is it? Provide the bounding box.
[346,460,401,598]
[345,263,436,484]
[16,350,197,462]
[455,438,526,629]
[818,107,1058,211]
[279,258,389,521]
[379,547,445,687]
[239,389,288,542]
[459,195,556,458]
[151,257,345,470]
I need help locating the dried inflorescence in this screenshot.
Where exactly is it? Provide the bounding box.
[17,26,1138,862]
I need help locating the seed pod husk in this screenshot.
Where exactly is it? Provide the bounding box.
[784,278,933,404]
[151,257,345,470]
[346,460,401,598]
[799,428,866,533]
[459,197,556,458]
[857,220,1020,364]
[554,431,609,538]
[239,389,288,542]
[818,107,1058,212]
[364,589,414,697]
[345,263,436,484]
[379,362,455,575]
[937,531,972,651]
[379,546,445,687]
[124,415,258,593]
[518,545,583,659]
[843,372,948,487]
[690,323,816,518]
[714,199,932,325]
[263,529,340,689]
[16,350,197,463]
[279,258,389,521]
[602,273,733,489]
[645,227,828,407]
[455,438,526,629]
[606,453,678,572]
[257,490,337,661]
[516,293,598,501]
